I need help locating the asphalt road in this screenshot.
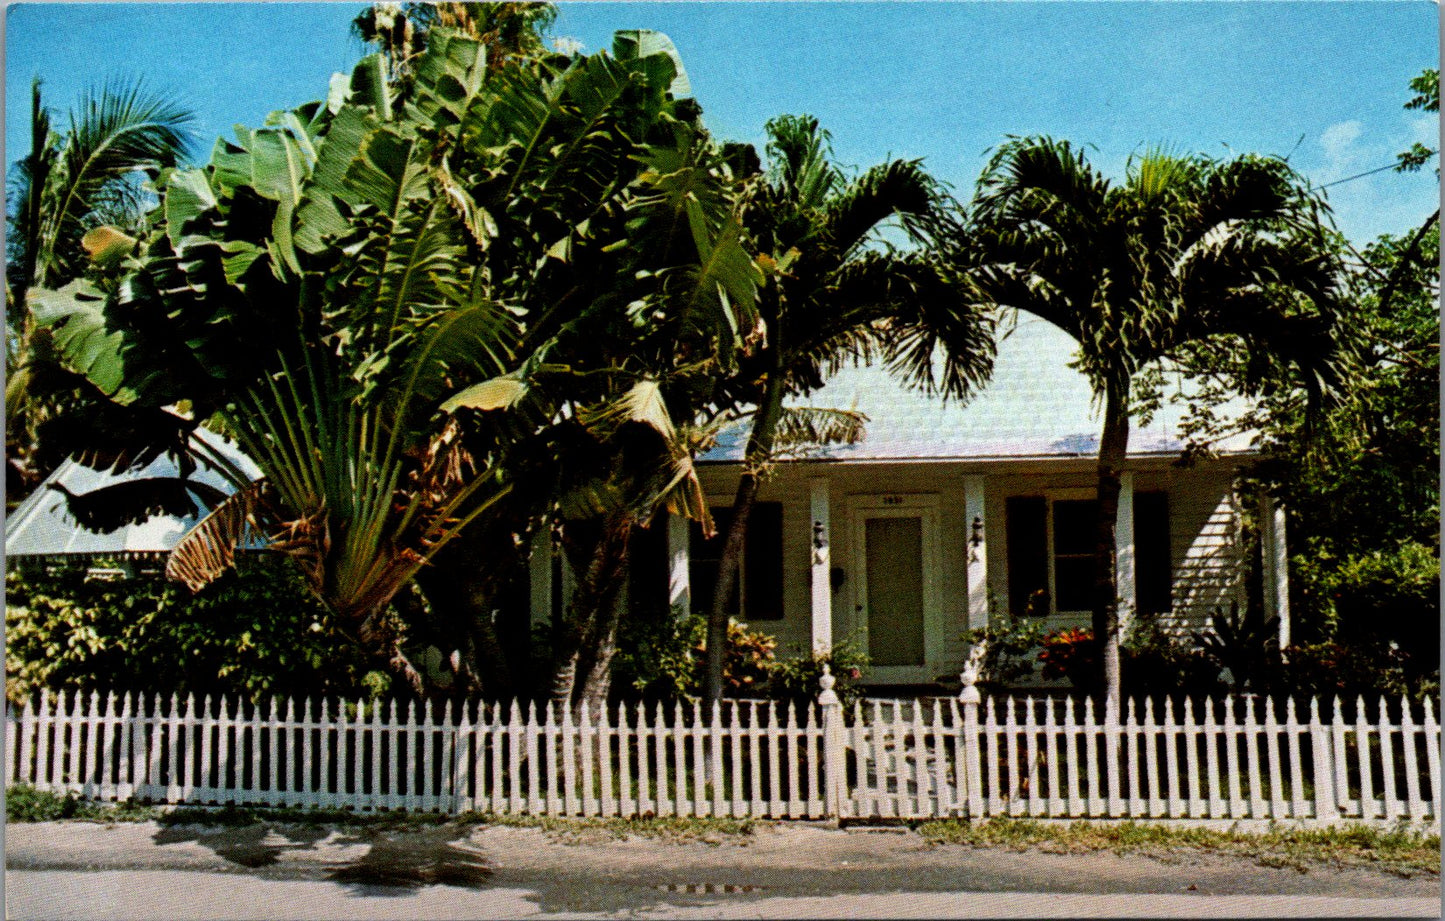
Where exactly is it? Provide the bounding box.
[6,820,1440,919]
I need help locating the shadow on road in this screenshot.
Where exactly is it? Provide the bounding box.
[324,827,493,895]
[152,822,493,895]
[152,822,331,869]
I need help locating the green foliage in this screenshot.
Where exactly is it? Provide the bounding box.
[1178,72,1440,693]
[31,26,764,701]
[965,612,1048,692]
[1274,640,1418,700]
[6,784,158,823]
[978,613,1223,697]
[611,613,868,706]
[612,613,777,701]
[765,634,870,710]
[5,556,372,705]
[1396,68,1438,172]
[1192,606,1279,691]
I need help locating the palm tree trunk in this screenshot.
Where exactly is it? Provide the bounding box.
[704,369,787,701]
[550,516,631,704]
[1092,381,1131,706]
[578,562,630,707]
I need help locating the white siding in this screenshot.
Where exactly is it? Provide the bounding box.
[694,459,1249,686]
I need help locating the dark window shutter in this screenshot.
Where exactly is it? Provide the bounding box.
[743,502,785,620]
[1135,491,1172,616]
[689,507,737,617]
[628,513,671,621]
[1006,496,1049,616]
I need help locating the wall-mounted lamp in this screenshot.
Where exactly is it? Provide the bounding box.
[812,520,828,565]
[968,515,984,564]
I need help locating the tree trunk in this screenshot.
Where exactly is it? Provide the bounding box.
[578,565,629,707]
[550,516,631,704]
[1092,381,1131,707]
[705,369,787,701]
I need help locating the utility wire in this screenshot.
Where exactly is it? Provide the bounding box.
[1317,161,1411,189]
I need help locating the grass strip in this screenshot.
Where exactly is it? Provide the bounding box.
[915,817,1441,877]
[6,784,756,843]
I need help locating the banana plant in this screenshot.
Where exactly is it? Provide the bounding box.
[34,28,762,699]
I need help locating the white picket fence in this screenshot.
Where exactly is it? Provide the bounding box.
[6,676,1439,827]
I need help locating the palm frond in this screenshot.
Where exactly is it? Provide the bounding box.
[37,77,195,287]
[165,479,269,592]
[824,158,945,252]
[773,405,868,451]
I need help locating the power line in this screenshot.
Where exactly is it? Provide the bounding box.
[1317,161,1408,189]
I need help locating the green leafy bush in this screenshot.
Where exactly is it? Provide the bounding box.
[1029,615,1224,697]
[965,613,1048,692]
[765,633,870,710]
[5,556,374,705]
[613,614,868,706]
[612,613,778,701]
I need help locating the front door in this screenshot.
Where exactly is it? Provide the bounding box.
[850,495,941,685]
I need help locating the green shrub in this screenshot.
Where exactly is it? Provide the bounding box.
[1329,543,1439,667]
[613,613,868,706]
[612,613,778,701]
[965,613,1048,692]
[765,633,870,710]
[5,555,372,705]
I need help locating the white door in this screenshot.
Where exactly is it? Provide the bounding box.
[849,495,942,685]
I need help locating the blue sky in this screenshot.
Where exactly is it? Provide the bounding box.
[6,2,1438,246]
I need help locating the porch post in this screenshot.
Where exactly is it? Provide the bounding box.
[810,477,833,654]
[667,512,691,616]
[963,475,989,630]
[1114,471,1137,631]
[1260,493,1290,652]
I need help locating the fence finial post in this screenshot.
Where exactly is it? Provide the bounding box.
[958,646,985,818]
[817,664,844,820]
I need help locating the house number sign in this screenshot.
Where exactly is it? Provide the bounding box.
[882,495,904,505]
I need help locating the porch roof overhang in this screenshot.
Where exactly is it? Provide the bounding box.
[700,317,1261,466]
[5,428,261,557]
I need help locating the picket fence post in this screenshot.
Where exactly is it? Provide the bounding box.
[817,665,844,819]
[958,666,984,819]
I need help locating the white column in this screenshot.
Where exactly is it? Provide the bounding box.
[667,512,691,617]
[529,530,552,631]
[963,475,989,630]
[1114,471,1137,629]
[1260,493,1290,650]
[809,478,833,654]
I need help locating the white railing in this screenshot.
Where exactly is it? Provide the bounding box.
[5,671,1438,827]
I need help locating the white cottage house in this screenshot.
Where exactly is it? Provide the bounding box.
[531,317,1292,691]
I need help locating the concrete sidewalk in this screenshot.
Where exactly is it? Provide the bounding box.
[6,820,1440,919]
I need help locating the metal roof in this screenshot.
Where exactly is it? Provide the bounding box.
[702,316,1258,463]
[5,428,261,557]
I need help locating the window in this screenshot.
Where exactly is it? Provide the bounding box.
[1050,498,1097,612]
[689,502,785,620]
[1134,491,1172,616]
[1006,492,1172,617]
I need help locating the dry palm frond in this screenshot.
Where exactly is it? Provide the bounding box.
[165,479,270,592]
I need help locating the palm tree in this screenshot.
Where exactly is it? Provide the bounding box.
[6,77,194,498]
[700,115,995,701]
[962,137,1353,704]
